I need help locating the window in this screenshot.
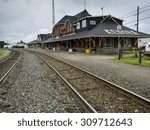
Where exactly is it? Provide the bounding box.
[103,38,114,47]
[76,22,80,29]
[90,20,96,25]
[82,20,86,28]
[126,39,132,47]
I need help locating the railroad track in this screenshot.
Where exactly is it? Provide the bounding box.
[29,50,150,113]
[0,50,15,64]
[0,50,22,83]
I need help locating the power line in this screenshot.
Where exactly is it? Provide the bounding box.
[140,16,150,21]
[121,4,150,32]
[121,7,150,19]
[120,4,150,19]
[120,10,136,18]
[139,8,150,14]
[140,4,150,10]
[122,13,136,19]
[124,16,150,25]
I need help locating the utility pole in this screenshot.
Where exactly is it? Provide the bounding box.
[117,25,122,60]
[84,0,86,10]
[136,6,142,64]
[52,0,55,27]
[137,6,139,31]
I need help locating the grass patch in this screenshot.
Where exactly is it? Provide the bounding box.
[112,55,150,67]
[0,49,12,60]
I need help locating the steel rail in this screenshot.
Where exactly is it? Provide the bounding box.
[0,50,22,83]
[51,53,150,108]
[29,50,150,110]
[31,51,98,113]
[0,50,15,64]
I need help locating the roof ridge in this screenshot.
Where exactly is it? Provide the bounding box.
[74,9,91,20]
[100,15,120,25]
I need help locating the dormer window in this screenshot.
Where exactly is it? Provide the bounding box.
[76,22,80,29]
[90,20,96,25]
[82,20,87,28]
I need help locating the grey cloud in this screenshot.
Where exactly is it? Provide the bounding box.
[0,0,150,44]
[1,0,15,3]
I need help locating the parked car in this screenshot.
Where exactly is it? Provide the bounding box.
[144,42,150,56]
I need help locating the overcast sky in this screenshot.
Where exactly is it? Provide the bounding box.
[0,0,150,44]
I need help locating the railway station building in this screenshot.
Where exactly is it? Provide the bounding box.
[28,10,150,54]
[28,33,51,48]
[0,41,9,48]
[0,41,5,48]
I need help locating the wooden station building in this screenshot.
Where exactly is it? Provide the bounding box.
[28,10,150,54]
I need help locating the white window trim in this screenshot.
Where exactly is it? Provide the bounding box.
[82,20,86,28]
[90,20,96,25]
[76,22,80,29]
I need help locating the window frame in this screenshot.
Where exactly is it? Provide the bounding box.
[82,20,87,28]
[76,22,80,29]
[90,20,96,25]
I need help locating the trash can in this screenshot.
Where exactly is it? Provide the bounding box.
[85,48,91,54]
[68,49,73,53]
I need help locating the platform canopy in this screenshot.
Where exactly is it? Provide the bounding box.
[27,40,41,45]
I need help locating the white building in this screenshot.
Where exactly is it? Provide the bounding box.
[138,38,150,47]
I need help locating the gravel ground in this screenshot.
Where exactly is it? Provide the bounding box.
[29,49,150,100]
[0,50,84,113]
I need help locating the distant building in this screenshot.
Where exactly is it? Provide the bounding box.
[0,41,9,48]
[138,38,150,47]
[38,34,51,41]
[13,40,27,48]
[27,33,51,48]
[0,41,5,48]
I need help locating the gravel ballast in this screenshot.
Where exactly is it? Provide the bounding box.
[29,49,150,100]
[0,50,84,113]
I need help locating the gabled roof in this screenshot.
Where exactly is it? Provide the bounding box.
[56,9,91,25]
[56,15,76,24]
[100,15,122,24]
[74,9,91,21]
[43,16,150,44]
[27,39,41,45]
[86,15,123,21]
[38,33,52,41]
[88,22,150,38]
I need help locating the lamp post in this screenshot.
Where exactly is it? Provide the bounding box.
[117,25,122,60]
[101,7,103,16]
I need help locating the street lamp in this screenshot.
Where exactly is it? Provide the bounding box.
[101,7,104,16]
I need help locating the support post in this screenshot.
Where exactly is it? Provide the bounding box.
[137,6,139,31]
[52,0,55,27]
[138,50,142,64]
[117,25,122,60]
